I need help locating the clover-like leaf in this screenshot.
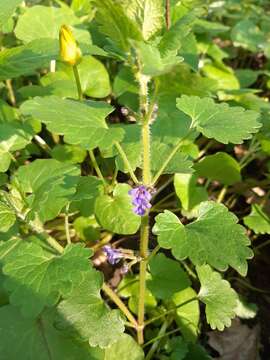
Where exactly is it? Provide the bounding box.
[0,305,101,360]
[243,204,270,235]
[21,96,124,150]
[147,253,191,299]
[3,242,92,318]
[14,159,80,222]
[95,184,141,235]
[176,95,261,144]
[153,201,253,275]
[56,269,125,348]
[197,265,237,330]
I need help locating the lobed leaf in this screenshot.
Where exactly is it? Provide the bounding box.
[21,96,123,150]
[176,95,261,144]
[3,242,92,318]
[153,201,253,276]
[197,265,237,330]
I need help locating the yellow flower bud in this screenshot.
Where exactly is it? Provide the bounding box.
[59,25,82,66]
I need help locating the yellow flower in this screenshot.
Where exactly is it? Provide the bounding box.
[59,25,82,66]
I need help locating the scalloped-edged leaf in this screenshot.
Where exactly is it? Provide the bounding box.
[56,269,124,348]
[95,184,141,235]
[0,202,16,232]
[153,201,253,275]
[147,253,191,299]
[197,265,237,331]
[21,96,123,150]
[3,242,91,318]
[194,152,241,185]
[0,39,59,81]
[243,204,270,235]
[0,305,101,360]
[176,95,261,144]
[14,159,80,222]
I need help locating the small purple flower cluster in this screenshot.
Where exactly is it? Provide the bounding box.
[128,185,152,216]
[103,245,123,265]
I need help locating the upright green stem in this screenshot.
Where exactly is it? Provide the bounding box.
[137,72,152,344]
[73,65,83,100]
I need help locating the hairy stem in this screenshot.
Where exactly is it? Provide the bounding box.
[137,73,152,344]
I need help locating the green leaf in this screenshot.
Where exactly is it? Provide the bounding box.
[167,337,188,360]
[231,20,266,53]
[71,176,104,217]
[176,95,261,144]
[21,96,123,150]
[174,173,208,213]
[0,202,16,232]
[172,287,200,343]
[3,242,91,318]
[159,12,196,56]
[0,39,59,81]
[104,333,144,360]
[42,56,111,99]
[15,5,81,43]
[15,159,80,222]
[118,274,157,314]
[52,144,87,164]
[194,152,241,185]
[0,0,22,27]
[0,305,101,360]
[202,63,240,90]
[56,269,124,348]
[243,204,270,235]
[95,184,141,235]
[94,0,142,53]
[185,343,211,360]
[121,0,164,40]
[153,201,253,276]
[147,253,191,299]
[197,265,237,330]
[0,122,34,172]
[134,41,183,76]
[151,141,193,175]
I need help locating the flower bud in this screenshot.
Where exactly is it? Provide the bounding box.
[59,25,82,66]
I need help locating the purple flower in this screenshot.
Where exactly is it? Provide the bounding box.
[128,185,152,216]
[103,246,123,265]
